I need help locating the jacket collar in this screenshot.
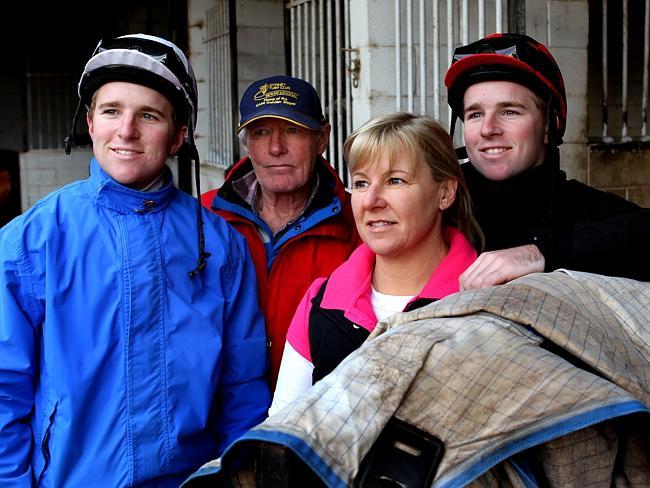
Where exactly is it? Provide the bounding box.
[463,156,564,199]
[212,156,349,242]
[217,155,348,209]
[89,158,175,215]
[418,227,478,298]
[230,165,321,236]
[321,227,477,328]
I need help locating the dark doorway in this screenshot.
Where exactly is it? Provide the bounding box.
[0,0,192,192]
[0,150,21,227]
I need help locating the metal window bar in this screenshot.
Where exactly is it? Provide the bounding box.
[396,0,402,110]
[319,0,326,98]
[641,0,650,141]
[598,0,650,143]
[344,0,352,150]
[406,0,414,112]
[304,3,310,79]
[461,0,469,45]
[621,0,631,142]
[312,0,318,84]
[297,4,304,77]
[432,0,440,119]
[496,0,503,32]
[601,0,612,142]
[326,0,335,162]
[335,0,345,182]
[419,0,427,114]
[447,0,455,128]
[287,0,352,184]
[394,0,506,135]
[207,7,216,163]
[26,72,77,150]
[205,2,234,167]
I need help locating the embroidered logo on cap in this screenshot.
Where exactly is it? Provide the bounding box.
[253,82,300,108]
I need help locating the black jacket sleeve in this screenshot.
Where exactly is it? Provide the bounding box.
[532,181,650,281]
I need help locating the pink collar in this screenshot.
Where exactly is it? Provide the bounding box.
[321,227,477,330]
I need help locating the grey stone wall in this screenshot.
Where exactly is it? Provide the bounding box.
[19,149,92,210]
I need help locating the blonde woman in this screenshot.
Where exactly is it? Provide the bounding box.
[270,112,482,414]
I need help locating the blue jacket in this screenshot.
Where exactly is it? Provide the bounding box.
[0,159,271,487]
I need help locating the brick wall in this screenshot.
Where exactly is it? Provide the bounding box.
[588,143,650,207]
[20,149,92,210]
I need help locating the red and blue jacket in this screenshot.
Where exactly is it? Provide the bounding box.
[202,156,361,388]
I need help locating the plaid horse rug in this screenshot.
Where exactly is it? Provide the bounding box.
[187,270,650,487]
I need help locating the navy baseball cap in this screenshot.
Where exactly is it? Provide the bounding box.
[237,75,327,132]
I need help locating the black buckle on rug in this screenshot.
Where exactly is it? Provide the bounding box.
[355,417,445,488]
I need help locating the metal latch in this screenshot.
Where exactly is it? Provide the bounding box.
[342,48,361,88]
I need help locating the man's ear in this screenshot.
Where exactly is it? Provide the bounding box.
[86,113,94,137]
[317,123,332,154]
[544,112,561,145]
[439,179,458,211]
[170,126,187,155]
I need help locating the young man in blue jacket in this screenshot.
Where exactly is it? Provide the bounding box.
[0,34,270,487]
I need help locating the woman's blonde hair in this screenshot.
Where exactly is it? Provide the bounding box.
[344,111,484,251]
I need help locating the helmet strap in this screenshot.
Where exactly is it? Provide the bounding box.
[187,121,212,278]
[449,110,470,162]
[64,99,85,155]
[544,93,560,222]
[449,111,458,139]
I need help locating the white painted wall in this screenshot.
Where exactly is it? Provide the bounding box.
[348,0,589,182]
[236,0,285,96]
[527,0,589,181]
[349,0,400,129]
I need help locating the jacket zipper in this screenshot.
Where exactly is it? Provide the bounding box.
[38,401,59,484]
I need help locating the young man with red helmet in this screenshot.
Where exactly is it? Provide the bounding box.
[445,33,650,289]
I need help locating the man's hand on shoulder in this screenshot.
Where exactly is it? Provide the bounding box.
[459,244,545,290]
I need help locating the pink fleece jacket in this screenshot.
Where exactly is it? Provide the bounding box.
[286,226,477,362]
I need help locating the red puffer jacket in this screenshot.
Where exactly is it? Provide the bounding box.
[202,157,361,389]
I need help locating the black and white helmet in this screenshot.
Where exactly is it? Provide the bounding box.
[67,34,209,278]
[78,33,198,133]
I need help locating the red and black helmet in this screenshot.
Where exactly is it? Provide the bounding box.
[445,33,567,140]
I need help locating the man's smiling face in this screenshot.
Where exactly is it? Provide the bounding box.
[87,81,185,188]
[463,80,547,181]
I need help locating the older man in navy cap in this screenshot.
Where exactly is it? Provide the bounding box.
[202,75,360,390]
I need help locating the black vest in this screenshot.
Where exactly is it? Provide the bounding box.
[308,279,435,384]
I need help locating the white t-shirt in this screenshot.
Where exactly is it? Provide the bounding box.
[370,286,414,320]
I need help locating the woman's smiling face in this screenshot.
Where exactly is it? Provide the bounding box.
[351,148,453,260]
